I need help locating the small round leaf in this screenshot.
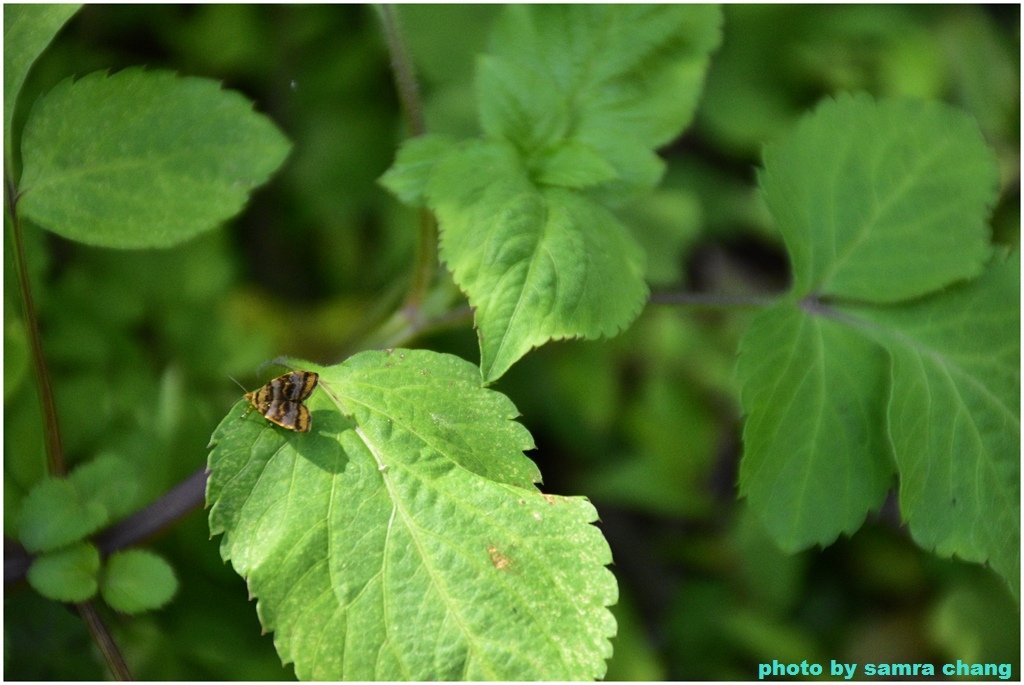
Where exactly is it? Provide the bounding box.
[17,478,108,553]
[68,454,141,522]
[27,542,101,603]
[100,549,178,614]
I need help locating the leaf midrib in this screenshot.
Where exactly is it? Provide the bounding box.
[331,386,587,677]
[354,425,495,679]
[817,138,952,295]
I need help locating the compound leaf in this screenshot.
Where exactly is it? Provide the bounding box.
[100,549,179,614]
[27,542,100,603]
[382,6,721,381]
[208,349,617,680]
[741,94,1016,595]
[477,53,569,154]
[18,68,290,248]
[760,93,998,302]
[3,4,80,171]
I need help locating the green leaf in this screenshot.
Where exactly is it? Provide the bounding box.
[68,454,142,522]
[18,68,291,248]
[208,350,617,680]
[849,254,1020,596]
[738,261,1018,592]
[17,477,108,553]
[477,54,570,153]
[379,6,720,380]
[760,93,998,302]
[378,134,457,206]
[27,542,100,603]
[531,139,619,189]
[736,302,893,549]
[484,5,722,194]
[429,141,647,382]
[100,549,178,614]
[741,94,1016,591]
[3,4,80,171]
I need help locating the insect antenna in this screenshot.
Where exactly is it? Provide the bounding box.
[227,375,249,393]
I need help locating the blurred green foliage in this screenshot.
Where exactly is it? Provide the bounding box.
[4,4,1019,680]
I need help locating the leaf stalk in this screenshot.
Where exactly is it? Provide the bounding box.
[648,290,780,309]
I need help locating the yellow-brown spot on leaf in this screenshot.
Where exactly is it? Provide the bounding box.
[488,545,512,571]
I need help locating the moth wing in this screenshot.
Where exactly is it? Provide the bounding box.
[298,372,319,400]
[242,372,316,432]
[276,371,319,401]
[293,403,312,432]
[258,399,303,432]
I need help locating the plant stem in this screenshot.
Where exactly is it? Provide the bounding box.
[372,304,473,350]
[377,5,425,138]
[5,180,131,679]
[76,601,133,680]
[376,4,437,313]
[5,176,65,476]
[5,179,129,679]
[648,290,780,309]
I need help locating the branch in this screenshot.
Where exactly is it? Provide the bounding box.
[95,467,208,555]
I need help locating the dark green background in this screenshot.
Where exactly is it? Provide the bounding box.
[5,5,1019,679]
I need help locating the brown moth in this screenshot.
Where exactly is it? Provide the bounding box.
[243,370,319,432]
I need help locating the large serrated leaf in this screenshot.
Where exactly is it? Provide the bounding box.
[484,5,722,196]
[741,94,1017,593]
[488,5,722,149]
[849,254,1020,596]
[208,349,617,680]
[737,303,893,549]
[759,93,998,302]
[380,6,720,381]
[18,68,290,248]
[429,141,647,382]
